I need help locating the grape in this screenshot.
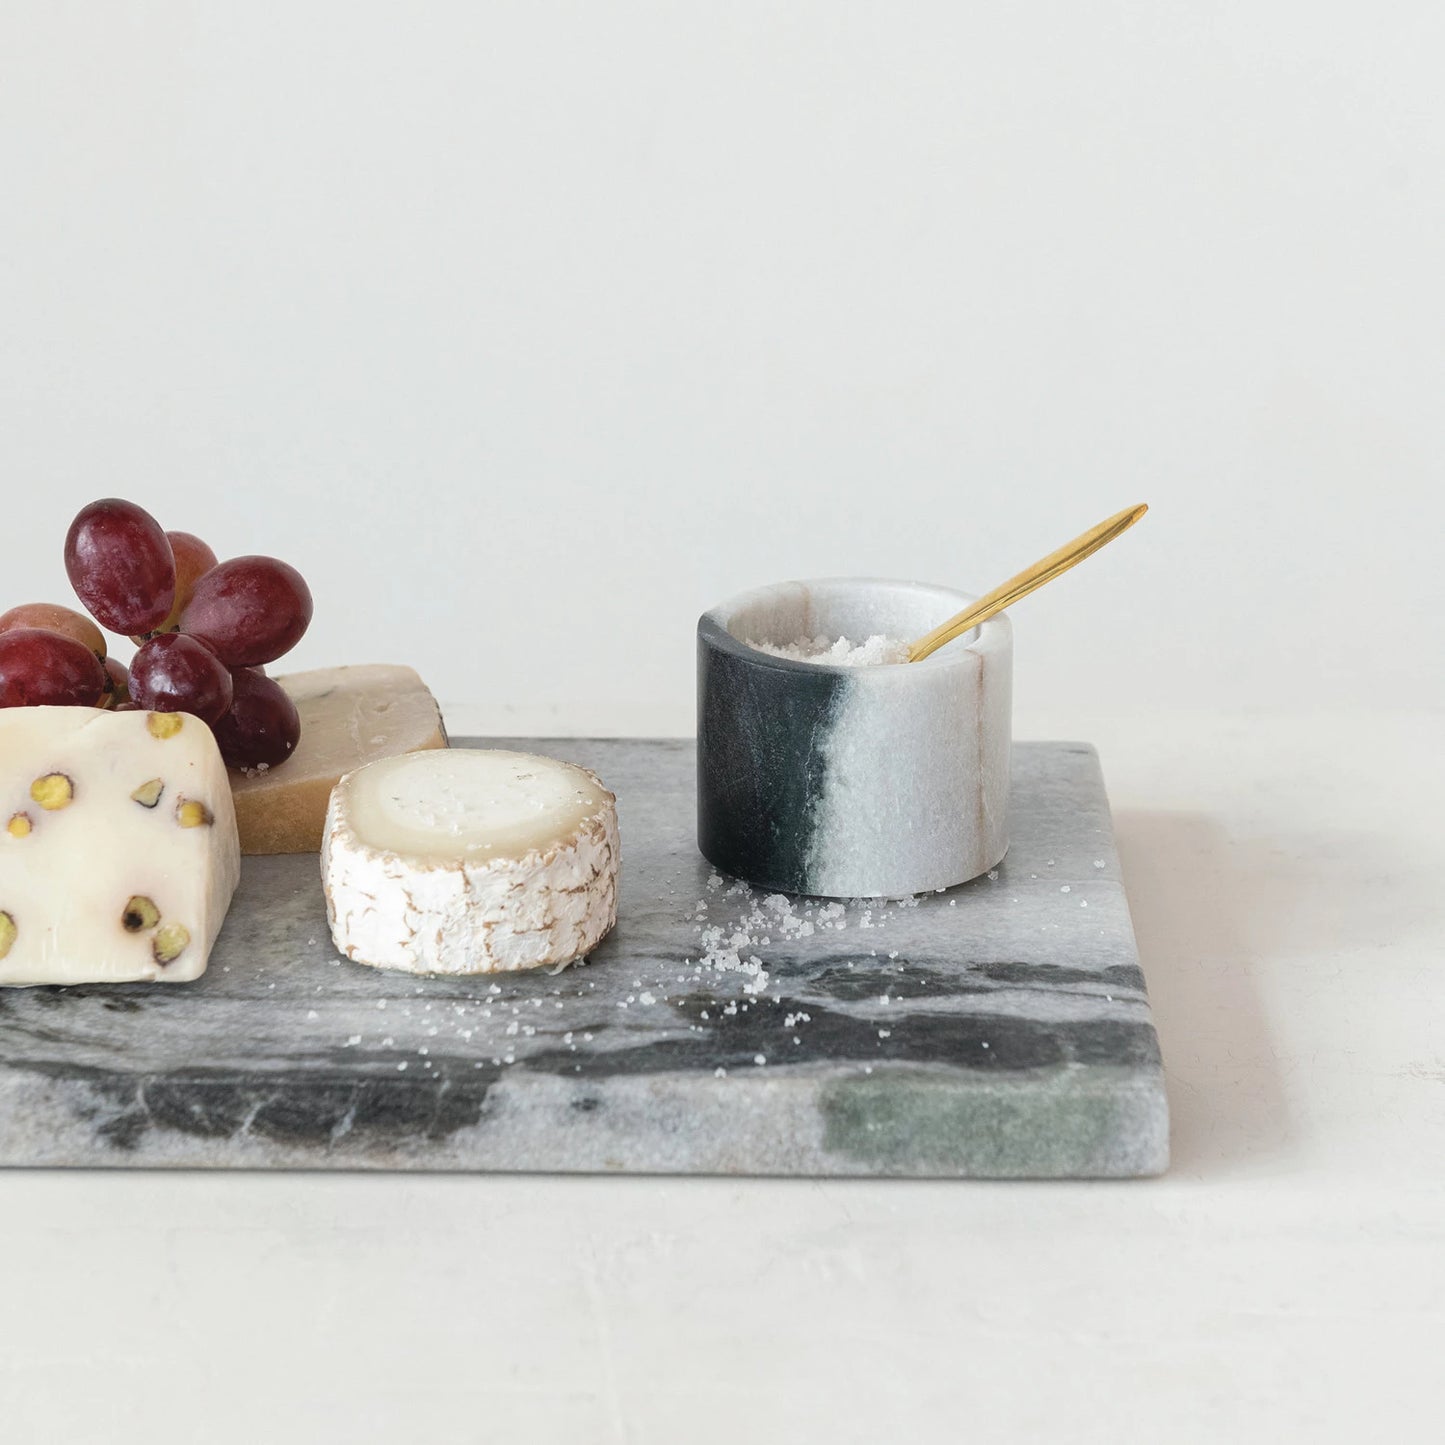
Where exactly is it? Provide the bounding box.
[0,628,107,708]
[101,656,131,709]
[135,531,219,641]
[129,634,234,724]
[0,602,107,660]
[180,555,312,667]
[212,667,301,770]
[65,499,176,635]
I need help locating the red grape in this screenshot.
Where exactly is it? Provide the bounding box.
[136,530,219,640]
[0,628,107,708]
[101,656,131,708]
[129,634,234,724]
[212,667,301,770]
[65,499,176,635]
[180,555,312,666]
[0,602,106,660]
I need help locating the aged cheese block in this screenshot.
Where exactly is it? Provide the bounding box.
[231,664,447,855]
[0,707,240,986]
[322,749,619,975]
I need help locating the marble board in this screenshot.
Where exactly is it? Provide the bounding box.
[0,739,1168,1178]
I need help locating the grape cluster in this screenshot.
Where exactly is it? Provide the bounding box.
[0,499,312,772]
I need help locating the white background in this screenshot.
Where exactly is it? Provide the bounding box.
[3,2,1442,733]
[2,6,1444,1443]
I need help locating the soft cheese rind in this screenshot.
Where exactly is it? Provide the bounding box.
[322,749,619,975]
[0,707,240,986]
[231,663,447,855]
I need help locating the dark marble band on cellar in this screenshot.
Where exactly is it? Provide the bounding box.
[697,614,846,894]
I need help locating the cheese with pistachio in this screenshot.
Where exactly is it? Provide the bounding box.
[322,749,619,975]
[230,664,447,856]
[0,707,240,986]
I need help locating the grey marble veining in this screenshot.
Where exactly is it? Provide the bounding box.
[0,740,1168,1178]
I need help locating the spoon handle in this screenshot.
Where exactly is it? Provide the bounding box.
[907,502,1149,663]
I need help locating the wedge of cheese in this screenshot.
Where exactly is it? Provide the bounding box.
[231,664,447,855]
[322,749,619,975]
[0,707,240,986]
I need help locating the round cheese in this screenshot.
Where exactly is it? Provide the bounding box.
[321,749,619,975]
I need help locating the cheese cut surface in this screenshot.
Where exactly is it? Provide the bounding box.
[322,749,619,976]
[230,664,447,856]
[0,707,241,987]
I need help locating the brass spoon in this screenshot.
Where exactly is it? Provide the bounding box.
[907,503,1149,662]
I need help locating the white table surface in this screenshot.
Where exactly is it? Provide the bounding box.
[2,709,1440,1444]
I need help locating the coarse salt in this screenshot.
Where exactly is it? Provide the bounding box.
[745,633,910,667]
